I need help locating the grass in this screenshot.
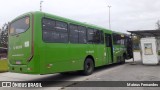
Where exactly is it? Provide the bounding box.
[0,59,8,72]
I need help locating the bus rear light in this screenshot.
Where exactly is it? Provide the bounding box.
[27,68,32,71]
[47,64,53,68]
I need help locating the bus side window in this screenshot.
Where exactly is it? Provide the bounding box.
[78,26,87,44]
[87,28,94,44]
[55,21,68,43]
[105,34,111,47]
[42,18,56,42]
[113,33,121,45]
[100,31,104,44]
[93,29,101,44]
[69,24,79,43]
[42,18,68,43]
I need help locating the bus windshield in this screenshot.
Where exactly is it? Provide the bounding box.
[9,16,30,35]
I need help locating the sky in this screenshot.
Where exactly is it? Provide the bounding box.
[0,0,160,33]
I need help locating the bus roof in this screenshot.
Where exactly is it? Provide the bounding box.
[11,11,112,33]
[42,11,111,31]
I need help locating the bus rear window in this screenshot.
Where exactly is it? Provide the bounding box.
[10,16,30,35]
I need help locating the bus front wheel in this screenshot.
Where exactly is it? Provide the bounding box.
[83,58,94,75]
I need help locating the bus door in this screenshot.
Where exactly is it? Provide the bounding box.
[105,34,113,64]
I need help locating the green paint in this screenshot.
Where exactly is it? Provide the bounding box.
[8,11,127,74]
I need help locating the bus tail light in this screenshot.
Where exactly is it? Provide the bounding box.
[27,68,32,71]
[47,64,53,68]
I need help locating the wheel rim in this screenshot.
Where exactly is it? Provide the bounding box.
[86,62,93,72]
[87,63,91,70]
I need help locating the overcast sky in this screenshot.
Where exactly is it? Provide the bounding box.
[0,0,160,33]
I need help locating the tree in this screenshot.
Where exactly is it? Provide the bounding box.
[0,23,9,58]
[156,20,160,30]
[0,23,9,48]
[132,36,140,50]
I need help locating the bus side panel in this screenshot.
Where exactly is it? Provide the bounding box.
[33,12,44,74]
[38,14,84,74]
[69,44,87,71]
[113,45,125,63]
[40,43,72,74]
[96,44,106,66]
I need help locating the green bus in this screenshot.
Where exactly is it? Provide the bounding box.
[8,11,132,75]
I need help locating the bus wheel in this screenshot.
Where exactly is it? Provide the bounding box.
[83,58,94,75]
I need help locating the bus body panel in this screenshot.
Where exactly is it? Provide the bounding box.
[8,11,129,74]
[112,32,127,63]
[8,14,32,65]
[9,12,44,74]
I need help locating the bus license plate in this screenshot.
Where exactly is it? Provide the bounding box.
[16,61,21,64]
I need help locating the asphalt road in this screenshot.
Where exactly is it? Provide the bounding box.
[0,52,160,90]
[64,52,160,90]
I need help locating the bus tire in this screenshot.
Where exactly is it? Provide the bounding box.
[83,58,94,75]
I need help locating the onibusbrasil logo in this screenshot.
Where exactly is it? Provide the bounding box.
[1,82,42,88]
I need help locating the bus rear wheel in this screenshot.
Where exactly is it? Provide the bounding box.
[83,58,94,75]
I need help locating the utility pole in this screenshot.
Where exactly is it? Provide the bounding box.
[108,5,111,29]
[40,1,43,11]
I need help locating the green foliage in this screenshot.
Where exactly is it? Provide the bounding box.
[132,36,140,44]
[0,23,9,48]
[156,20,160,30]
[132,36,140,50]
[158,50,160,55]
